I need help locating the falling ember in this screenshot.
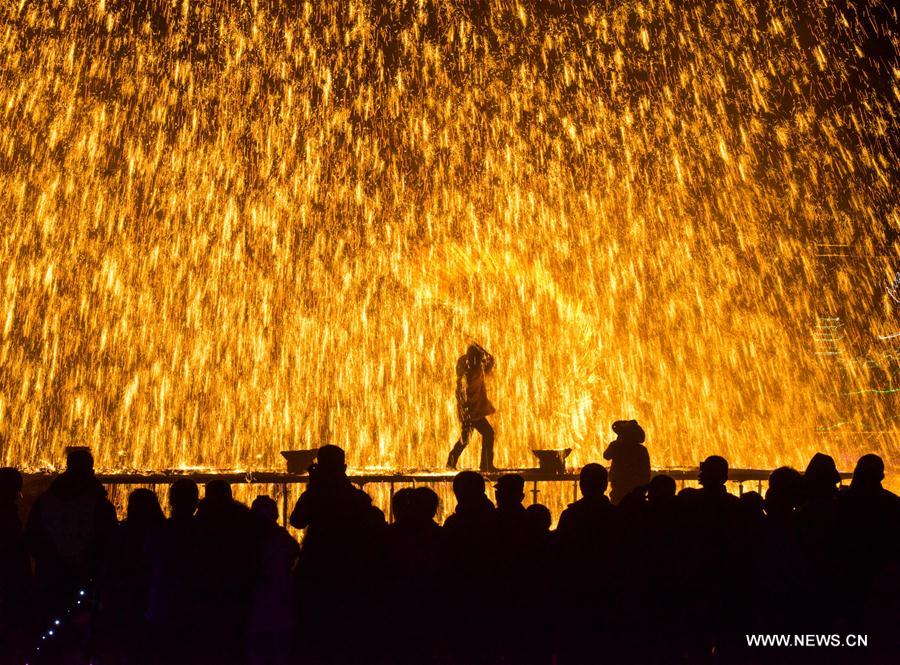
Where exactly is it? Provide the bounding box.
[0,0,897,473]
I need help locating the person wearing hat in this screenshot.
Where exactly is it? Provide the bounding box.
[446,343,498,472]
[603,420,651,505]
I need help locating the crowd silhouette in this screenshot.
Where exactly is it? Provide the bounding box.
[1,441,899,664]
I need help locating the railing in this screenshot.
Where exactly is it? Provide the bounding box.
[58,467,852,525]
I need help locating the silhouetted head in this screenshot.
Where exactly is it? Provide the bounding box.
[766,466,804,516]
[453,471,486,507]
[316,445,347,477]
[804,452,840,499]
[579,463,608,499]
[411,487,439,522]
[0,467,23,504]
[699,456,729,489]
[526,503,552,533]
[127,488,165,527]
[169,478,199,519]
[620,485,648,510]
[391,487,416,524]
[251,495,279,525]
[66,448,94,477]
[739,490,765,518]
[495,474,525,509]
[611,420,646,445]
[648,474,676,504]
[466,344,484,366]
[678,486,700,499]
[205,479,233,504]
[851,454,885,492]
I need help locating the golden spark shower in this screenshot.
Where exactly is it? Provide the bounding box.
[0,0,897,472]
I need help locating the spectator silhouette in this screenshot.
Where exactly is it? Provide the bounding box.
[494,473,530,539]
[648,473,676,506]
[795,453,843,637]
[442,471,500,663]
[765,466,804,526]
[411,485,441,525]
[390,486,416,524]
[757,467,805,641]
[557,463,617,546]
[837,454,900,650]
[676,456,742,662]
[1,467,32,660]
[556,463,621,663]
[193,480,255,664]
[496,474,558,664]
[604,420,651,505]
[144,478,201,664]
[244,495,299,665]
[848,453,895,499]
[444,471,497,533]
[803,452,841,503]
[290,445,385,664]
[25,448,117,623]
[526,502,552,533]
[493,474,544,662]
[739,490,765,521]
[642,474,680,662]
[383,487,443,663]
[97,488,164,662]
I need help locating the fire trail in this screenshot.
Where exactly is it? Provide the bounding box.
[0,0,897,472]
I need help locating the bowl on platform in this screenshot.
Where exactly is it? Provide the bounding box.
[281,449,319,474]
[531,448,572,475]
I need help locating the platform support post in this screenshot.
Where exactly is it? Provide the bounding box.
[389,482,395,522]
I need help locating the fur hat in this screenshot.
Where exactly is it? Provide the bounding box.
[612,419,646,444]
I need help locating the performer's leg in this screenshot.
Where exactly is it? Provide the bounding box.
[447,424,472,469]
[473,418,496,471]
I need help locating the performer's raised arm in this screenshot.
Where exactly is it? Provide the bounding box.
[447,344,498,472]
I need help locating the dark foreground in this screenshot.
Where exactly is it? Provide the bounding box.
[1,446,899,665]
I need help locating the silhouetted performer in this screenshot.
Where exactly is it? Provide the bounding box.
[25,449,117,623]
[290,445,385,664]
[447,343,498,472]
[1,467,32,661]
[144,478,202,664]
[244,495,300,665]
[603,419,651,505]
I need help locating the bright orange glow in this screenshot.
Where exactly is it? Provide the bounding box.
[0,0,896,472]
